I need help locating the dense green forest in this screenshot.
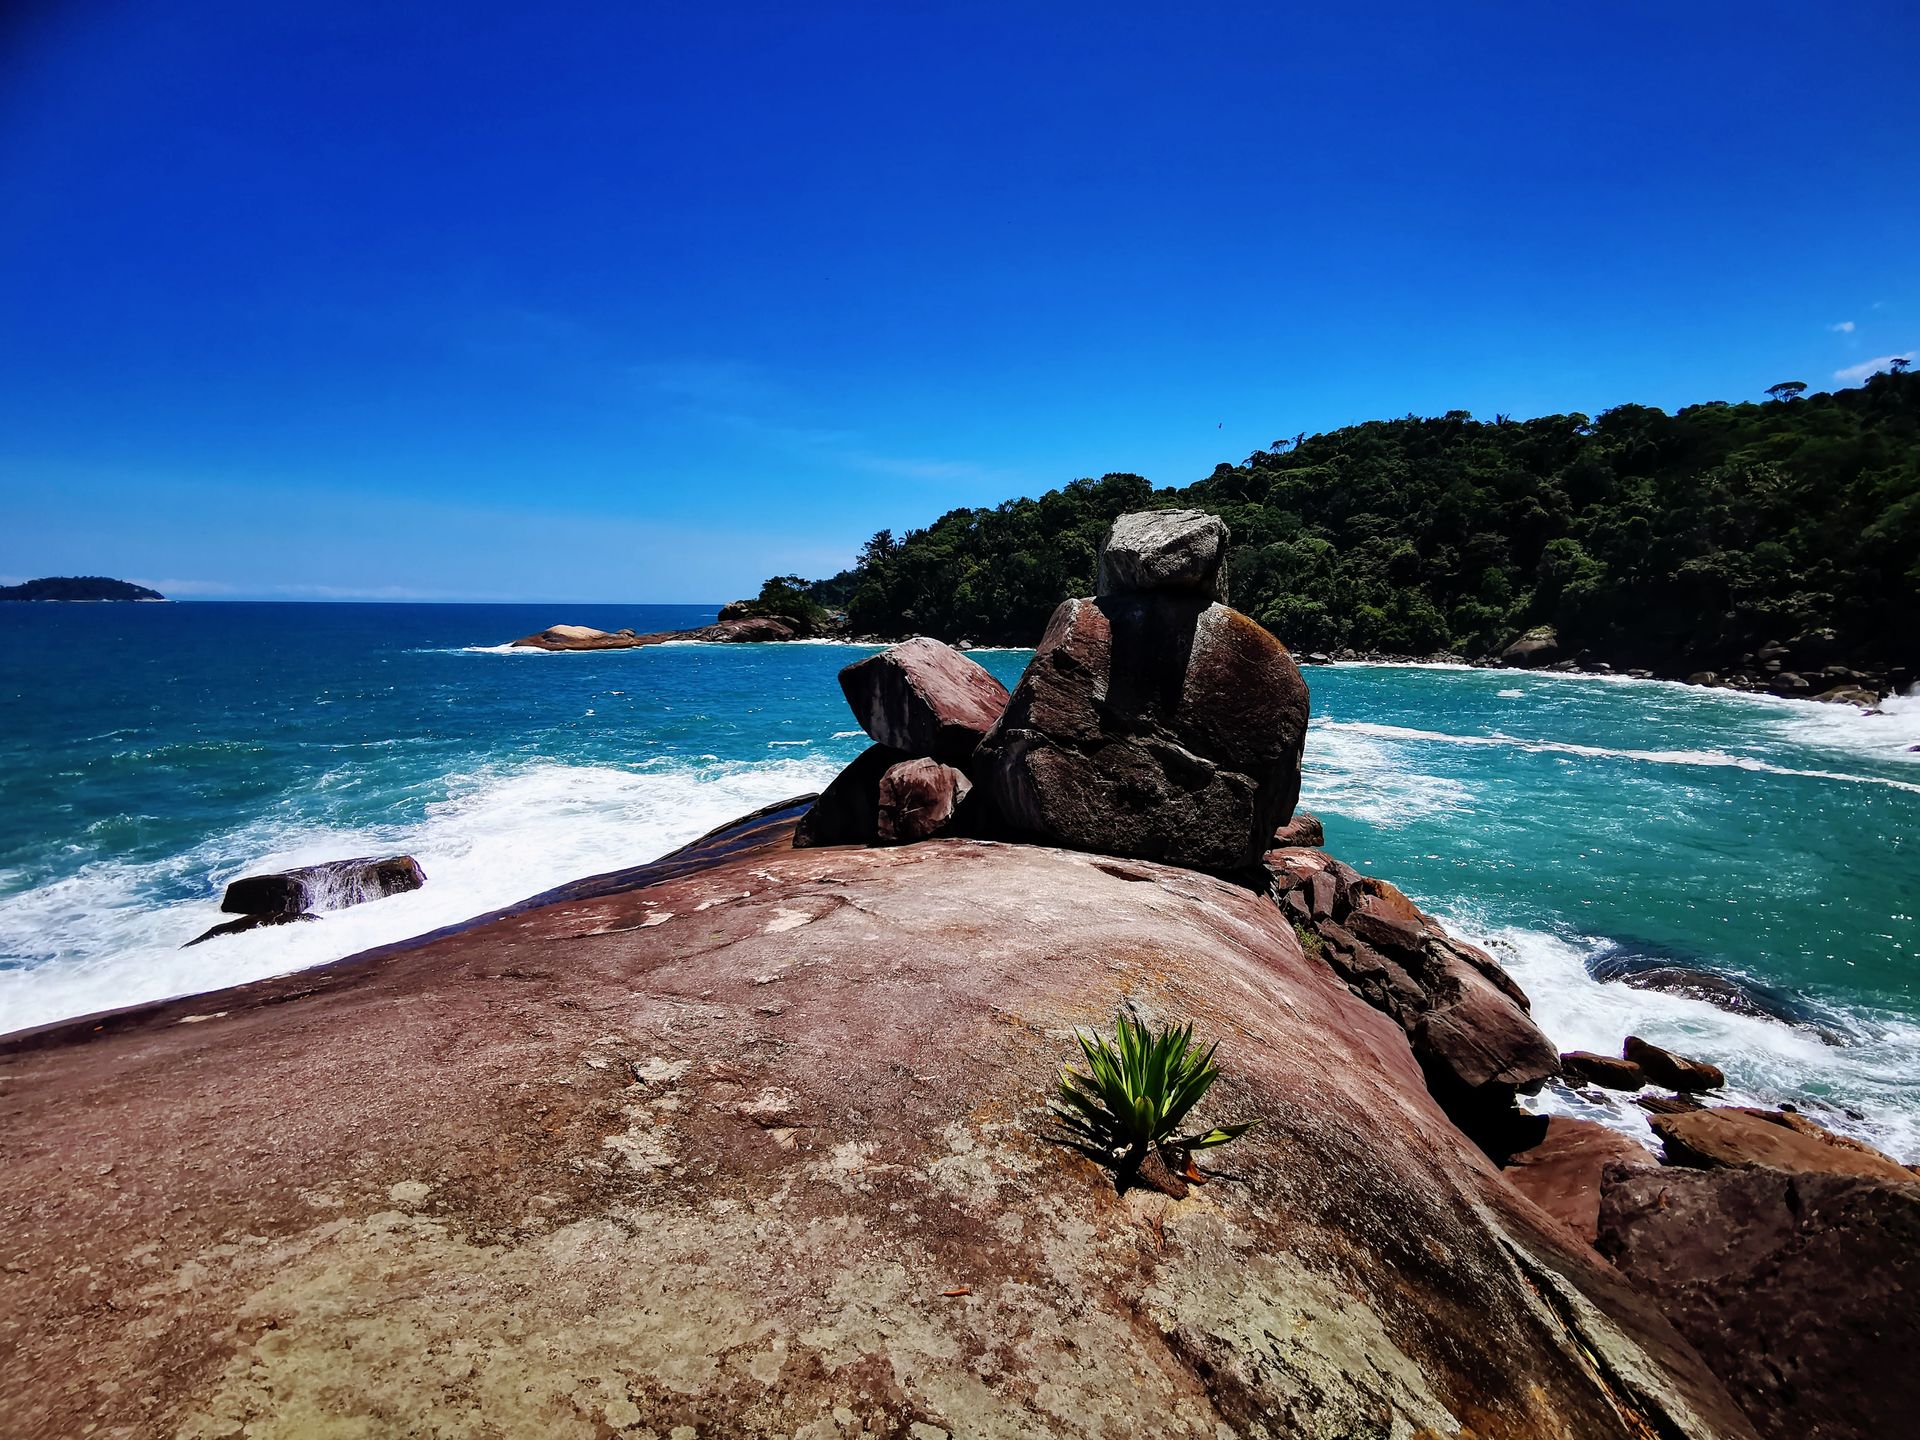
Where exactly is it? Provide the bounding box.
[775,370,1919,670]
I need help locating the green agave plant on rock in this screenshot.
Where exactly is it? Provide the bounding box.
[1052,1011,1261,1196]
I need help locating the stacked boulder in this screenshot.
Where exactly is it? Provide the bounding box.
[794,636,1008,847]
[1268,844,1558,1140]
[974,510,1311,874]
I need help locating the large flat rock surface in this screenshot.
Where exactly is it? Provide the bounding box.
[0,819,1753,1439]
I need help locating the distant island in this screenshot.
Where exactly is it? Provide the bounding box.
[765,369,1919,687]
[0,576,165,602]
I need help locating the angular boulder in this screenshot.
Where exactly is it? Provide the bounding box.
[978,593,1309,873]
[1095,508,1230,602]
[1271,810,1325,847]
[1599,1166,1920,1440]
[221,855,425,916]
[838,637,1010,765]
[792,744,910,848]
[1503,1116,1655,1242]
[875,758,972,843]
[1650,1106,1918,1183]
[1624,1035,1725,1092]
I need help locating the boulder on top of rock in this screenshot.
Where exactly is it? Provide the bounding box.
[1095,508,1230,602]
[1650,1106,1917,1183]
[1599,1165,1920,1440]
[1560,1051,1647,1091]
[977,585,1309,874]
[1503,1115,1654,1243]
[876,758,972,844]
[838,637,1011,764]
[793,744,910,848]
[1271,810,1324,848]
[1623,1035,1724,1092]
[1499,626,1561,668]
[221,855,425,916]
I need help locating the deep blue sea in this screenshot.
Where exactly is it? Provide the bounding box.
[2,602,1917,1158]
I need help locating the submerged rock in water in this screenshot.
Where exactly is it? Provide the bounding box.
[1624,1036,1725,1093]
[0,824,1758,1439]
[183,910,320,948]
[1560,1050,1647,1091]
[1588,944,1845,1043]
[221,855,425,916]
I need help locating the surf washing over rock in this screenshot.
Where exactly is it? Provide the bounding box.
[4,513,1911,1440]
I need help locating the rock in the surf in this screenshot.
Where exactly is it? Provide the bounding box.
[511,624,646,650]
[221,855,425,917]
[1598,1165,1920,1440]
[184,910,321,948]
[1094,508,1231,602]
[1623,1035,1724,1093]
[838,638,1011,765]
[1560,1051,1647,1091]
[977,515,1309,873]
[875,757,972,843]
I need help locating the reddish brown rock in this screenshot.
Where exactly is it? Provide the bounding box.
[1270,810,1324,847]
[791,743,909,847]
[1599,1165,1920,1440]
[510,617,800,649]
[1412,955,1561,1117]
[509,623,647,650]
[875,757,972,843]
[1651,1106,1918,1183]
[838,637,1011,764]
[978,590,1310,874]
[0,822,1755,1440]
[1503,1116,1654,1242]
[1624,1035,1725,1092]
[222,855,425,916]
[1561,1050,1648,1091]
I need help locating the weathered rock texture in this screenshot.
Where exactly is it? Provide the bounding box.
[1271,810,1325,848]
[222,855,425,916]
[1624,1035,1725,1093]
[511,617,801,650]
[0,817,1754,1440]
[978,594,1309,873]
[837,637,1011,764]
[1651,1105,1918,1182]
[1095,508,1231,602]
[1269,846,1558,1141]
[1499,625,1562,668]
[791,743,908,848]
[1599,1166,1920,1440]
[875,757,972,843]
[1502,1116,1655,1243]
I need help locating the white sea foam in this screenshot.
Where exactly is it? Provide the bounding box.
[1433,911,1920,1162]
[1299,723,1474,824]
[1318,720,1920,795]
[0,755,840,1037]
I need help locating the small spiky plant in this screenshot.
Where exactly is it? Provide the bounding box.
[1052,1012,1260,1184]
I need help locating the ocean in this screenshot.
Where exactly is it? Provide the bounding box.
[2,601,1916,1159]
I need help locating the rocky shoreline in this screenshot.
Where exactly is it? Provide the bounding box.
[3,511,1912,1438]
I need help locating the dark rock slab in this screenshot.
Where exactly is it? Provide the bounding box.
[875,758,972,843]
[1623,1036,1725,1092]
[221,856,425,917]
[838,637,1011,764]
[1095,508,1230,602]
[1599,1165,1920,1440]
[184,911,320,948]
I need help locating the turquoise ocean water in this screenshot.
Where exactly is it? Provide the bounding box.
[2,602,1915,1157]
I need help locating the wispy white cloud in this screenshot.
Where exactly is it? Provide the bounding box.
[1830,320,1856,333]
[1834,353,1913,383]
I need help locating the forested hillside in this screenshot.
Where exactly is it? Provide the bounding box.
[785,370,1919,672]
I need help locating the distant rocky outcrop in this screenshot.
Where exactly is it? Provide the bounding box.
[0,575,164,601]
[510,616,801,649]
[1499,624,1562,668]
[976,511,1310,874]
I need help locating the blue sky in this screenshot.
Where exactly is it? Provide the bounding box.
[2,2,1916,602]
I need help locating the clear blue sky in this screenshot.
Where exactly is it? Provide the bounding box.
[2,2,1915,602]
